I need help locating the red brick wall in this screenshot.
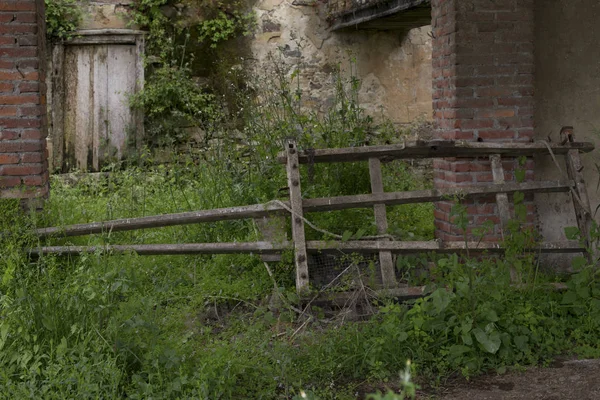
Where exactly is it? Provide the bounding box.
[431,0,536,241]
[0,0,48,202]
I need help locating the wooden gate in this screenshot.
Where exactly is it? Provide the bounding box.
[33,132,595,295]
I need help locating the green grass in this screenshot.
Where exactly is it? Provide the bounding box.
[0,157,599,398]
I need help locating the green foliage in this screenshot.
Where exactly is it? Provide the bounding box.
[3,166,600,398]
[129,0,256,146]
[131,65,221,147]
[199,11,256,48]
[45,0,82,40]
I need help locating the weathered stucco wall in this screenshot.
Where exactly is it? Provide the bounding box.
[81,0,135,30]
[251,0,433,126]
[534,0,600,265]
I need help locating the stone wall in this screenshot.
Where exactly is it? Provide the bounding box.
[534,0,600,269]
[251,0,433,126]
[0,0,49,202]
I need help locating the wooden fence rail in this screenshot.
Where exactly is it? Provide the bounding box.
[31,134,596,295]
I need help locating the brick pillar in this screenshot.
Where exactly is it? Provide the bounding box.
[0,0,49,204]
[431,0,535,242]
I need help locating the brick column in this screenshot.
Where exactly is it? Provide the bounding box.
[431,0,535,242]
[0,0,49,204]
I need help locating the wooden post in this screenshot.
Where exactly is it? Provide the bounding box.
[134,34,145,154]
[49,43,65,172]
[563,127,595,262]
[490,154,511,238]
[368,158,397,288]
[286,140,310,293]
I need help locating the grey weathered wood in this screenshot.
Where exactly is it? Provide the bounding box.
[70,29,148,36]
[35,180,572,239]
[368,157,397,288]
[490,154,511,237]
[134,35,145,153]
[565,141,595,260]
[67,35,139,45]
[330,0,430,31]
[30,242,287,256]
[35,202,288,238]
[277,141,594,164]
[49,43,65,172]
[311,286,427,306]
[305,240,584,254]
[29,240,583,257]
[286,140,310,293]
[302,180,572,212]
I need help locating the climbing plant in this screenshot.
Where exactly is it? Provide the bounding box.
[45,0,82,40]
[129,0,256,146]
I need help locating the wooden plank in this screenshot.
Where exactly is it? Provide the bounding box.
[29,240,583,257]
[368,157,397,288]
[276,140,595,164]
[134,35,145,154]
[29,242,288,256]
[305,240,584,254]
[35,202,288,238]
[302,180,572,212]
[564,129,595,261]
[286,140,310,293]
[67,35,138,45]
[35,180,571,239]
[490,154,511,237]
[310,286,427,306]
[49,43,65,172]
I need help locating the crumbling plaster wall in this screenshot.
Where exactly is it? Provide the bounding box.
[251,0,433,126]
[80,1,135,30]
[534,0,600,259]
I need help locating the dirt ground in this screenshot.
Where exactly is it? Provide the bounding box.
[421,358,600,400]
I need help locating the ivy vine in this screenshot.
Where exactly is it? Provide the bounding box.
[45,0,82,40]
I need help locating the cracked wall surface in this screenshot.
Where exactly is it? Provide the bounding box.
[251,0,433,126]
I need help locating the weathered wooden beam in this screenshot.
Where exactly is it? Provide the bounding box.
[330,0,431,31]
[490,154,512,237]
[563,127,595,262]
[35,202,288,239]
[310,286,427,306]
[34,180,572,239]
[368,157,397,287]
[29,242,288,256]
[29,239,583,257]
[286,140,310,293]
[277,140,594,164]
[305,240,584,254]
[302,180,572,212]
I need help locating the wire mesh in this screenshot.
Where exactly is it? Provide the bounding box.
[307,252,383,289]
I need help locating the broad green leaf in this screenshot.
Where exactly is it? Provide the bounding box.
[514,335,529,352]
[353,228,366,240]
[571,256,588,271]
[473,327,501,354]
[565,226,581,240]
[484,309,499,322]
[449,345,472,358]
[462,333,473,346]
[342,230,353,242]
[562,291,578,304]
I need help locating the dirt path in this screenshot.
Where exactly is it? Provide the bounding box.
[424,359,600,400]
